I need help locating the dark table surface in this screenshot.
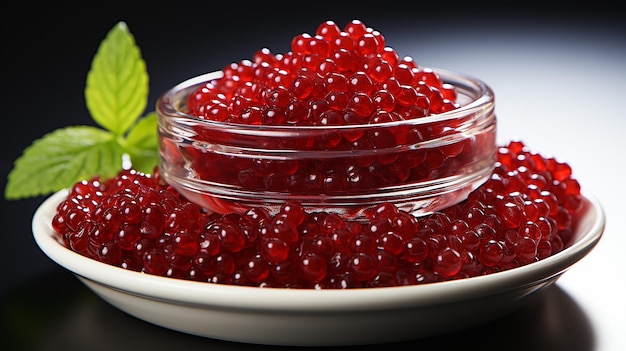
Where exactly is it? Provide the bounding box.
[2,4,625,351]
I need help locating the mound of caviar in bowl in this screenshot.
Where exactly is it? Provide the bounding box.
[186,20,460,124]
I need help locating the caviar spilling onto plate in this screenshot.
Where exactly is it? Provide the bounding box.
[51,141,583,288]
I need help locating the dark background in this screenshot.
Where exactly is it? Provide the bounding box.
[2,3,624,351]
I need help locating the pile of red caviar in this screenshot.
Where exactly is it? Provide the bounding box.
[51,140,583,289]
[186,19,459,125]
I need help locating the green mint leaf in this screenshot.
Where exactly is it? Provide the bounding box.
[85,21,149,136]
[4,21,159,201]
[4,126,123,200]
[124,112,159,174]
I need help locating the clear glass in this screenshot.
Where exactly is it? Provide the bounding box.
[157,69,497,219]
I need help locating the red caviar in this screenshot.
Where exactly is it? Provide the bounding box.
[52,140,583,289]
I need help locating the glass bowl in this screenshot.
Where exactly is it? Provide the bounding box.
[156,69,497,219]
[33,190,604,346]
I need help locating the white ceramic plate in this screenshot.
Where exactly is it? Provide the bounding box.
[32,190,605,346]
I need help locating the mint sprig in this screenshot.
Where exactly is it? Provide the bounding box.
[4,21,158,200]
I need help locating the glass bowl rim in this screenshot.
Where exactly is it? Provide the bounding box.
[156,67,495,132]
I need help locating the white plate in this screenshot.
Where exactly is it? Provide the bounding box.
[32,190,605,346]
